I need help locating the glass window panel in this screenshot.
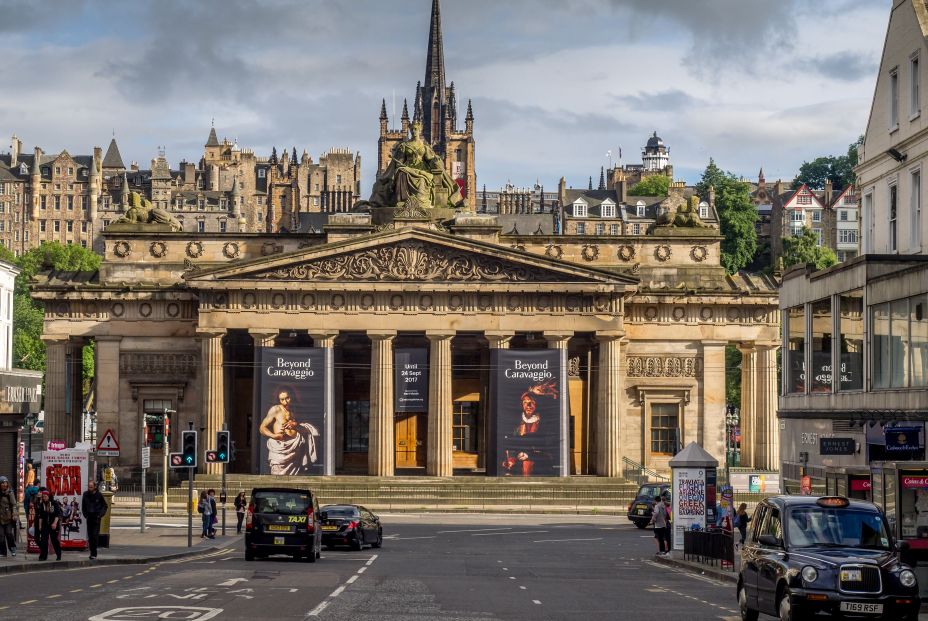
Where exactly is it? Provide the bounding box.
[650,403,679,455]
[810,298,832,393]
[787,305,806,393]
[911,295,928,386]
[344,401,369,451]
[891,298,910,387]
[839,290,864,391]
[872,303,891,389]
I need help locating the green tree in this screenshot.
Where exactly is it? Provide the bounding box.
[725,344,741,406]
[782,226,839,271]
[628,174,670,196]
[9,243,101,391]
[793,136,863,191]
[695,160,758,273]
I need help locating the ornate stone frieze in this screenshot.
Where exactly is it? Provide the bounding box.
[617,244,636,262]
[581,244,599,262]
[545,244,563,259]
[149,241,167,258]
[626,356,700,378]
[113,241,131,258]
[654,244,672,262]
[119,352,198,378]
[223,242,240,259]
[255,241,573,282]
[186,241,204,259]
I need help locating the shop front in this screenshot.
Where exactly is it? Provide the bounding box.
[824,465,871,501]
[0,368,43,496]
[871,462,928,598]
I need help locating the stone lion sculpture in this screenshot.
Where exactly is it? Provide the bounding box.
[117,192,182,231]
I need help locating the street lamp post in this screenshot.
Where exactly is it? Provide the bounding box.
[24,413,38,462]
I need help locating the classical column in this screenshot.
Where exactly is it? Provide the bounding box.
[595,331,624,477]
[701,341,727,464]
[41,335,70,447]
[68,339,84,444]
[755,342,781,471]
[94,336,122,454]
[484,331,513,350]
[248,329,278,350]
[309,331,338,476]
[367,331,396,477]
[545,331,573,477]
[737,343,758,469]
[426,330,454,477]
[198,329,226,474]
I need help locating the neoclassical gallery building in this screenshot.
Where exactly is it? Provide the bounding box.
[32,200,780,479]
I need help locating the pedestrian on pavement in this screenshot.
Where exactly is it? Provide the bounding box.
[25,463,35,487]
[33,488,62,561]
[23,478,39,521]
[197,490,212,539]
[0,476,19,557]
[234,491,247,534]
[649,494,670,556]
[735,503,751,545]
[82,481,107,560]
[207,489,218,538]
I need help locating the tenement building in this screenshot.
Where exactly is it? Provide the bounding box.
[778,0,928,493]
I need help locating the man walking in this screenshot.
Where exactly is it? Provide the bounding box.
[0,476,18,557]
[33,488,62,561]
[650,494,670,556]
[82,481,107,560]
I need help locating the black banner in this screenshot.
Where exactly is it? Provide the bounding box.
[819,437,856,456]
[255,348,325,475]
[489,349,562,477]
[0,370,42,415]
[394,348,428,412]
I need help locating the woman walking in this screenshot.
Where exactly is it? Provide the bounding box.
[734,503,751,545]
[197,490,213,539]
[234,492,247,534]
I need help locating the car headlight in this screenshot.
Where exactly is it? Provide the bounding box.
[801,566,818,583]
[900,569,917,588]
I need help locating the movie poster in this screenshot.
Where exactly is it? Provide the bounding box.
[28,448,89,553]
[255,348,326,475]
[489,349,562,477]
[394,348,428,412]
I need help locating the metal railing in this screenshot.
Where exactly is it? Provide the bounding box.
[622,457,670,485]
[683,528,735,570]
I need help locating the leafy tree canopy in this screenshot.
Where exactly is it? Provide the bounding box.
[628,174,670,197]
[782,226,839,271]
[695,159,758,274]
[793,136,863,191]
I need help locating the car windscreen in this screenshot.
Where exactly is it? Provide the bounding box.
[323,507,359,518]
[638,485,663,499]
[252,491,312,515]
[786,508,891,550]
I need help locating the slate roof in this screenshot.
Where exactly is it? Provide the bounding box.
[497,214,556,235]
[102,139,125,169]
[206,127,220,147]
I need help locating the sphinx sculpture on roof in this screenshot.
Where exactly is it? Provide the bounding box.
[116,191,183,231]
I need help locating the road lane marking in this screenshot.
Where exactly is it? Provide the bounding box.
[519,586,526,590]
[218,578,248,586]
[509,576,516,580]
[108,579,120,583]
[305,600,329,617]
[305,551,379,618]
[330,586,346,598]
[392,536,436,540]
[502,567,508,571]
[47,595,61,599]
[533,538,603,543]
[91,584,103,588]
[366,555,377,565]
[473,530,548,536]
[71,589,82,593]
[437,527,513,534]
[357,567,366,574]
[20,600,37,605]
[533,600,542,605]
[346,575,358,584]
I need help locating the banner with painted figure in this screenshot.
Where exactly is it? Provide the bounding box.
[28,448,89,553]
[255,348,326,475]
[489,349,562,477]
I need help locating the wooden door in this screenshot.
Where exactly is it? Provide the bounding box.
[395,414,425,468]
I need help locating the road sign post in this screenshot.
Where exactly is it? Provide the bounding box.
[163,408,175,513]
[185,423,195,548]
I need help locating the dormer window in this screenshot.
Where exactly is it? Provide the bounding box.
[19,163,27,174]
[698,201,709,219]
[573,200,588,218]
[42,167,50,176]
[636,200,645,217]
[258,169,266,179]
[601,199,615,218]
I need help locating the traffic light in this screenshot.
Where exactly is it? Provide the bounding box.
[181,430,197,467]
[216,431,230,463]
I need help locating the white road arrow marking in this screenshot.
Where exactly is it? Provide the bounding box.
[218,578,249,586]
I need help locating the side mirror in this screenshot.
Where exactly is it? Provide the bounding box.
[758,534,783,548]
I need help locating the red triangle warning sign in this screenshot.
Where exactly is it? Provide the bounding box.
[97,429,121,452]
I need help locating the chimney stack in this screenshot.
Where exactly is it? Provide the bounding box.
[10,134,21,167]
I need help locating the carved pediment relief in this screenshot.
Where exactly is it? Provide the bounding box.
[251,240,576,283]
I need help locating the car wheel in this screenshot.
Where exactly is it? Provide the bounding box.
[634,521,649,529]
[303,547,317,563]
[351,533,364,551]
[737,585,758,621]
[245,548,254,562]
[778,590,797,621]
[371,529,382,549]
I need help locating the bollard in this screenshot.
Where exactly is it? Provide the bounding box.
[99,490,115,548]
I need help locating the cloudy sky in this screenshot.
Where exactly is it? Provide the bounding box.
[0,0,891,191]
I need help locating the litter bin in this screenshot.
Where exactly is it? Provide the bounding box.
[99,490,114,548]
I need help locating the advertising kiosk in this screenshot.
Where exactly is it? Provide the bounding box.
[824,466,872,501]
[871,462,928,598]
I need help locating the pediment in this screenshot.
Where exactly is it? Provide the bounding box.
[186,228,636,286]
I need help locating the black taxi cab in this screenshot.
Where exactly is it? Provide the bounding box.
[738,496,919,621]
[244,487,322,562]
[626,483,671,529]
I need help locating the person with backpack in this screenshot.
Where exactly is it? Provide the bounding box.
[649,494,671,556]
[0,476,19,557]
[33,488,62,561]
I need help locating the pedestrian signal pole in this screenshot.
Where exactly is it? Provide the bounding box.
[163,408,175,513]
[183,424,197,548]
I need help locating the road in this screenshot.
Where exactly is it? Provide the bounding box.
[0,514,745,620]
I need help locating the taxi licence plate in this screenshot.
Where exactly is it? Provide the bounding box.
[637,509,646,515]
[840,602,882,614]
[274,536,285,545]
[267,525,291,532]
[322,525,338,531]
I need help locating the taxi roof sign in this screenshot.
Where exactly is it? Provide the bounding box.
[816,496,850,508]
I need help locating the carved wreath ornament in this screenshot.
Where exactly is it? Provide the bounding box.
[545,244,563,259]
[186,241,204,259]
[223,242,240,259]
[690,245,708,262]
[259,241,569,282]
[617,244,636,262]
[113,241,131,258]
[654,244,672,262]
[149,241,167,258]
[581,244,599,262]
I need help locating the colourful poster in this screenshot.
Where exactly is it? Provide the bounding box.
[28,448,89,552]
[489,349,562,477]
[255,348,326,475]
[672,468,706,550]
